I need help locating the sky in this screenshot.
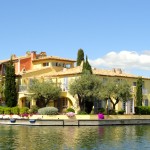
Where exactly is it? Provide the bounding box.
[0,0,150,77]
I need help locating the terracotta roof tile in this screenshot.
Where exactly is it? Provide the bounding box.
[33,56,76,62]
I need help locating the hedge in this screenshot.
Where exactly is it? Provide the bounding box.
[135,106,150,115]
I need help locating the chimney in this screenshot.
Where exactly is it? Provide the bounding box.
[31,51,36,60]
[116,68,122,74]
[112,68,122,74]
[11,54,16,59]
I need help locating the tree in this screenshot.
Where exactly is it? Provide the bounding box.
[69,72,102,113]
[77,49,84,66]
[0,75,4,102]
[136,77,143,106]
[82,55,92,74]
[28,78,61,108]
[4,59,17,107]
[101,79,131,111]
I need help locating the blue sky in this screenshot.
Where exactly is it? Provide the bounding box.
[1,0,150,77]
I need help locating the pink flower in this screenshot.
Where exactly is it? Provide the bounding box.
[66,112,75,117]
[98,113,104,119]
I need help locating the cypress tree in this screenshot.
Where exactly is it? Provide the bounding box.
[77,49,84,66]
[136,77,143,106]
[4,59,17,107]
[82,55,92,74]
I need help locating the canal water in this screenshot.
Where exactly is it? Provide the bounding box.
[0,125,150,150]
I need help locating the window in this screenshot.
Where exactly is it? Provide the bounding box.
[142,81,145,88]
[122,101,126,111]
[145,99,148,106]
[130,99,133,113]
[66,64,71,68]
[133,82,136,86]
[62,98,68,108]
[63,77,68,91]
[43,62,49,67]
[116,78,122,83]
[103,78,107,84]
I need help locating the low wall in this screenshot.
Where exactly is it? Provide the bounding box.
[1,114,150,120]
[1,118,150,126]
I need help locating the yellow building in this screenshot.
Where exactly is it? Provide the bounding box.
[1,51,150,114]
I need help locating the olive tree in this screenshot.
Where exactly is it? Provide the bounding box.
[28,78,61,108]
[69,72,102,113]
[101,78,131,111]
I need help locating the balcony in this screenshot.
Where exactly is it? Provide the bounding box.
[142,88,148,95]
[19,85,28,92]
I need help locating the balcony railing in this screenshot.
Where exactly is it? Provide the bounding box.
[142,88,148,95]
[19,82,70,93]
[131,86,148,95]
[19,85,28,92]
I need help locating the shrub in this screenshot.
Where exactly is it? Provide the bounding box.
[11,107,20,115]
[98,108,105,113]
[20,107,29,115]
[29,105,39,114]
[108,109,117,115]
[135,106,150,115]
[0,106,4,114]
[66,108,75,113]
[118,110,125,115]
[3,107,11,115]
[38,107,58,115]
[77,111,87,115]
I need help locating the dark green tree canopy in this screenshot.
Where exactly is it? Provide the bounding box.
[4,59,17,107]
[136,77,143,106]
[82,55,92,74]
[77,49,84,66]
[28,78,61,108]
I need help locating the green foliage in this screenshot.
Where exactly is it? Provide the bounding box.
[0,106,4,114]
[108,109,117,115]
[77,49,84,66]
[29,105,39,114]
[29,78,61,107]
[69,72,102,113]
[0,75,4,100]
[4,59,17,107]
[117,110,125,115]
[135,106,150,115]
[3,107,11,114]
[20,107,29,114]
[38,107,58,115]
[101,78,131,111]
[82,55,92,74]
[11,107,20,115]
[66,108,75,113]
[98,108,105,113]
[77,111,87,115]
[136,77,143,106]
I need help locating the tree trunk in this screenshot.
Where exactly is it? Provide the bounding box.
[110,97,119,111]
[78,94,84,111]
[112,103,116,110]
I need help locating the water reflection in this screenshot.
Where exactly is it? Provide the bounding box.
[0,125,150,150]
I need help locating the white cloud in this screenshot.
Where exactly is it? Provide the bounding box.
[89,50,150,76]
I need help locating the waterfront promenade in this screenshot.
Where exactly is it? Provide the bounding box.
[0,115,150,126]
